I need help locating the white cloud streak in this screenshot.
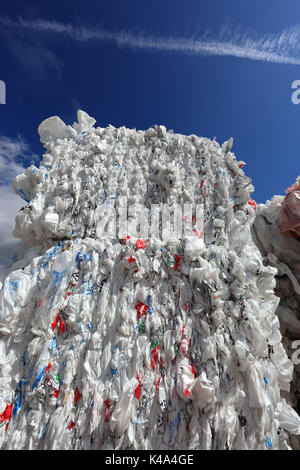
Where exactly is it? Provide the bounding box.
[1,17,300,65]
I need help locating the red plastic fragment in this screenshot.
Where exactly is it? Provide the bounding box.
[156,377,161,391]
[104,399,111,422]
[248,198,256,210]
[51,312,66,334]
[135,239,146,250]
[53,389,59,399]
[135,377,141,399]
[45,362,52,373]
[0,404,12,424]
[185,389,190,397]
[74,387,81,406]
[51,313,59,331]
[151,345,160,369]
[128,256,135,263]
[68,421,75,431]
[190,364,196,378]
[135,302,149,320]
[173,254,181,271]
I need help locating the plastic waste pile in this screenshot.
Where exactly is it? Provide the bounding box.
[0,110,299,450]
[252,177,300,450]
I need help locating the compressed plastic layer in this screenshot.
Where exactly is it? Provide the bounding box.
[0,111,299,450]
[252,191,300,449]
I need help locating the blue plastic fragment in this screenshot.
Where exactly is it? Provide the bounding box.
[9,280,19,291]
[13,382,22,415]
[21,352,26,366]
[265,437,272,449]
[19,189,30,203]
[32,366,46,391]
[52,270,65,288]
[147,294,154,314]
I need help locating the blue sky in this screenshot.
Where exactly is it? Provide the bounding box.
[0,0,300,266]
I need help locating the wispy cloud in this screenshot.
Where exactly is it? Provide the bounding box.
[0,135,38,185]
[7,36,63,79]
[1,16,300,65]
[0,18,63,81]
[0,135,38,269]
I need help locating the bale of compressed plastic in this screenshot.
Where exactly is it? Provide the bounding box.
[252,187,300,450]
[0,111,298,450]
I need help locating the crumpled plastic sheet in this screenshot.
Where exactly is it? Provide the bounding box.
[275,176,300,238]
[0,111,299,450]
